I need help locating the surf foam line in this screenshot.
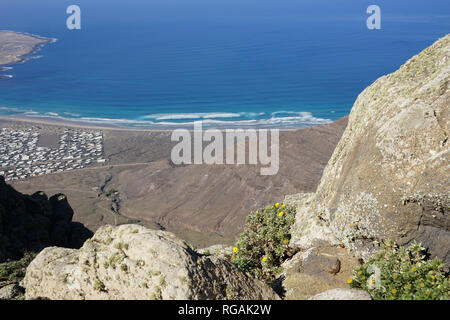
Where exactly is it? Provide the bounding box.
[0,107,332,129]
[140,112,265,121]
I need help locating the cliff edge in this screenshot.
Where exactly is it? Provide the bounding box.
[290,34,449,263]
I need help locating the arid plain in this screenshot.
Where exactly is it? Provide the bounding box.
[1,116,347,247]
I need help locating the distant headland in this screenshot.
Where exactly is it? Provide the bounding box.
[0,30,55,77]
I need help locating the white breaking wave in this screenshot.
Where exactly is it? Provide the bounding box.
[45,112,59,117]
[0,106,332,128]
[141,112,253,121]
[63,112,81,117]
[0,106,26,112]
[80,112,331,128]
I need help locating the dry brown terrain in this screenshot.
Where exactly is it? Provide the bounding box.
[5,117,348,247]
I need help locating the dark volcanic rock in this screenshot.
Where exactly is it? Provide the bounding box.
[0,176,93,261]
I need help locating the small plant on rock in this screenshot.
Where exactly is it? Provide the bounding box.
[349,241,450,300]
[232,202,296,285]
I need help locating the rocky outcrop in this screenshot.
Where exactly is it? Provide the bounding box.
[198,245,233,261]
[284,193,339,249]
[315,34,450,262]
[279,35,449,300]
[308,288,371,300]
[23,225,279,300]
[289,35,449,264]
[0,176,92,261]
[281,245,360,300]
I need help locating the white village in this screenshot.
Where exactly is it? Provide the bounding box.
[0,127,105,181]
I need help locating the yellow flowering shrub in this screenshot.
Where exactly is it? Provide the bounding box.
[232,202,296,285]
[349,241,450,300]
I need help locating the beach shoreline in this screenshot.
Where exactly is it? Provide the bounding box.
[0,114,314,132]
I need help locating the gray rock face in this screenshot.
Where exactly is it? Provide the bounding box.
[284,193,339,249]
[23,225,279,300]
[198,245,233,260]
[308,288,371,300]
[0,177,92,261]
[314,34,450,262]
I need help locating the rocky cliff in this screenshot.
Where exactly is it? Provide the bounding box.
[0,176,92,262]
[290,34,449,264]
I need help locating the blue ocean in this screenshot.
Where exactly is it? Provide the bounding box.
[0,0,449,128]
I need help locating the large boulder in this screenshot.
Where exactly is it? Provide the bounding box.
[23,225,279,300]
[0,177,92,261]
[315,34,450,262]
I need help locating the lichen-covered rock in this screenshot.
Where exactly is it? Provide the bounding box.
[284,193,339,249]
[281,245,360,300]
[198,245,233,260]
[308,288,371,300]
[315,34,450,262]
[23,225,279,300]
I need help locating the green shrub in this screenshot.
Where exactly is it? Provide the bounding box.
[0,252,37,282]
[232,202,296,285]
[349,241,450,300]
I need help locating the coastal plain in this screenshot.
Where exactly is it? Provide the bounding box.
[1,116,347,247]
